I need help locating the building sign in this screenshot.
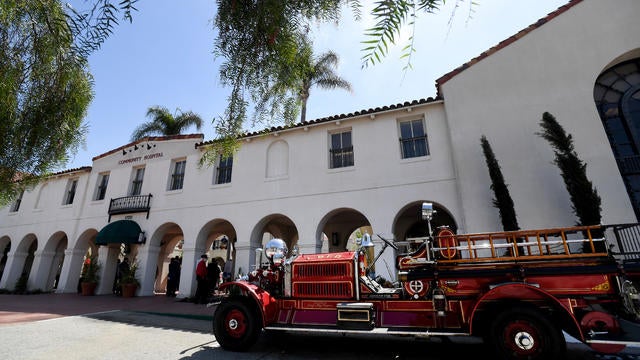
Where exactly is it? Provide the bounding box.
[118,152,164,165]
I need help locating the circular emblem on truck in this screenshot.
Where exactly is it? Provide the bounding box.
[404,280,428,299]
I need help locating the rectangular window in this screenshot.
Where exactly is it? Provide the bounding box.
[399,119,429,159]
[130,167,145,196]
[10,190,24,212]
[215,155,233,184]
[169,159,186,190]
[329,130,354,169]
[94,173,110,200]
[63,179,78,205]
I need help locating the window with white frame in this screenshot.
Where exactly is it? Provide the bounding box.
[214,155,233,185]
[129,167,145,195]
[63,179,78,205]
[94,172,110,200]
[329,129,354,169]
[169,159,186,190]
[399,118,429,159]
[10,190,24,212]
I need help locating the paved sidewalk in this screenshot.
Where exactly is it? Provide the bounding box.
[0,293,215,325]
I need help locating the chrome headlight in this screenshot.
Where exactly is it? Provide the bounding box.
[264,238,288,261]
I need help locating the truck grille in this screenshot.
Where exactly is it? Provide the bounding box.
[294,263,351,279]
[293,281,353,298]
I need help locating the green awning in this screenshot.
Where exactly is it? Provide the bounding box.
[96,220,144,246]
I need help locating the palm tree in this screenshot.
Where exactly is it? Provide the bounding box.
[130,106,204,141]
[297,49,352,123]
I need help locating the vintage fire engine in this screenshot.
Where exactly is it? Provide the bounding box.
[212,203,640,359]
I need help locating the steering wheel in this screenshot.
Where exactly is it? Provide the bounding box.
[376,234,398,250]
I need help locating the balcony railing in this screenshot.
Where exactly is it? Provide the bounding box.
[108,194,152,221]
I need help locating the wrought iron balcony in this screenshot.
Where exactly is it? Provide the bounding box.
[108,194,152,221]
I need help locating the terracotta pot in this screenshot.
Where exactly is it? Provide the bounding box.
[81,282,97,296]
[122,283,138,298]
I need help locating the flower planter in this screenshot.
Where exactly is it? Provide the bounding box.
[81,282,97,296]
[122,283,138,298]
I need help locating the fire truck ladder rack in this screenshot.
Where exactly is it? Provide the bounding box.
[432,225,609,264]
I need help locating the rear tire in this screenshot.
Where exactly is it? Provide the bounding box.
[213,299,261,351]
[488,306,565,360]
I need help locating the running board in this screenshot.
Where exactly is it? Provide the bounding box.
[263,326,470,338]
[585,318,640,347]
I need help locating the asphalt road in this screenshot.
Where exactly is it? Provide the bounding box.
[1,310,640,360]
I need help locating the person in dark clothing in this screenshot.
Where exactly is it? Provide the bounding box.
[166,256,181,297]
[113,259,121,295]
[207,260,221,295]
[194,254,208,304]
[116,258,130,296]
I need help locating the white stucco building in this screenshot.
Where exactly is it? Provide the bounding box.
[1,0,638,298]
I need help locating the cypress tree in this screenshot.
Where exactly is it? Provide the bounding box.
[537,112,604,252]
[481,135,520,232]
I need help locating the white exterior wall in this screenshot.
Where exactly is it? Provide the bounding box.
[0,102,460,295]
[440,0,640,232]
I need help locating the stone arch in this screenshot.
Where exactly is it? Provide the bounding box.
[31,231,68,291]
[149,222,184,294]
[250,214,298,271]
[316,208,372,253]
[194,218,237,288]
[4,233,38,292]
[392,201,457,254]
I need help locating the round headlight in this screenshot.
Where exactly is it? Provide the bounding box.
[264,238,288,260]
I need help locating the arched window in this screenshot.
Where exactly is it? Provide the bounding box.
[594,58,640,220]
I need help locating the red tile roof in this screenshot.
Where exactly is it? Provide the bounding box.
[195,97,441,147]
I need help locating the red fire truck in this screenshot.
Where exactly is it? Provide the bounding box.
[212,203,640,360]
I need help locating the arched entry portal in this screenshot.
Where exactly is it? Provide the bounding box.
[393,201,457,254]
[317,208,372,253]
[594,56,640,220]
[195,219,237,291]
[251,214,298,276]
[150,222,184,295]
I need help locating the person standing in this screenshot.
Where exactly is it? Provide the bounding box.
[207,259,221,295]
[115,258,130,296]
[194,254,208,304]
[166,256,181,297]
[113,259,121,295]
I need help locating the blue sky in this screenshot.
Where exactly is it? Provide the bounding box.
[63,0,570,170]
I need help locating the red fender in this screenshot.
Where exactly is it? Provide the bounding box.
[218,281,278,327]
[468,282,584,342]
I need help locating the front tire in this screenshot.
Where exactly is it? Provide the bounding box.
[213,299,261,351]
[488,307,565,360]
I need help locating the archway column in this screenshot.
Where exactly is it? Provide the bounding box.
[29,250,56,291]
[367,213,396,282]
[56,248,86,294]
[234,243,251,278]
[178,247,202,299]
[138,244,161,296]
[96,245,120,295]
[0,251,27,290]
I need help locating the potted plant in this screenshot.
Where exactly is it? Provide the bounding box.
[120,261,140,298]
[80,255,100,296]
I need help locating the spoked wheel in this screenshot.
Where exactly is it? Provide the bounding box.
[213,300,261,351]
[489,307,565,360]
